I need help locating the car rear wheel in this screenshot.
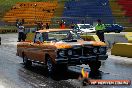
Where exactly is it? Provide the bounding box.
[23,56,32,67]
[115,30,120,33]
[106,31,110,33]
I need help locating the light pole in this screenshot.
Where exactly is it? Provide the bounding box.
[34,3,37,30]
[34,3,37,22]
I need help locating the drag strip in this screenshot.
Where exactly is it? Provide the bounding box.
[0,33,132,88]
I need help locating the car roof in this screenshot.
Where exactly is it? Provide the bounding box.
[36,29,73,33]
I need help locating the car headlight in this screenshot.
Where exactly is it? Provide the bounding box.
[99,47,106,54]
[93,48,98,53]
[59,50,65,57]
[68,50,72,55]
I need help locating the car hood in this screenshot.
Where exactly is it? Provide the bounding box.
[51,40,106,49]
[18,40,106,50]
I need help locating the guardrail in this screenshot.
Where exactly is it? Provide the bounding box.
[0,29,17,34]
[111,43,132,58]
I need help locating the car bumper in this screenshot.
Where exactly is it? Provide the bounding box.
[55,54,108,64]
[98,54,108,60]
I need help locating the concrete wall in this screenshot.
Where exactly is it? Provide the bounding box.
[104,33,128,48]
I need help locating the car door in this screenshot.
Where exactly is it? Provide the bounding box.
[26,32,45,63]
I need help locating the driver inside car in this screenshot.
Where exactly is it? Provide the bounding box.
[66,32,73,40]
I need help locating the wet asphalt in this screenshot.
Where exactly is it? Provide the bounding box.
[0,33,132,88]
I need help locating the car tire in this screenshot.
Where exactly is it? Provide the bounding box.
[115,30,120,33]
[46,57,67,75]
[88,61,101,72]
[46,57,56,74]
[58,64,68,73]
[23,56,32,67]
[106,31,110,33]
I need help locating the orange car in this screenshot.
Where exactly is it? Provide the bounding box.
[17,29,108,73]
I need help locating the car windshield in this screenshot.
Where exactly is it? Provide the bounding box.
[79,25,92,29]
[42,30,81,42]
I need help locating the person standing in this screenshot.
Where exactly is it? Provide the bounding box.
[46,23,49,29]
[59,20,65,29]
[16,19,20,28]
[71,22,75,29]
[95,19,105,42]
[40,21,44,30]
[17,23,25,42]
[22,19,25,25]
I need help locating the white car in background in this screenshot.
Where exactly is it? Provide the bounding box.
[75,24,96,33]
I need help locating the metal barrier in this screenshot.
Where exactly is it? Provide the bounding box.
[111,43,132,58]
[0,29,17,34]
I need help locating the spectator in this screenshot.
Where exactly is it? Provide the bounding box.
[16,19,20,28]
[59,22,63,28]
[95,19,105,42]
[71,22,75,29]
[17,23,25,42]
[46,23,49,29]
[59,20,65,29]
[36,21,43,30]
[39,22,44,30]
[22,19,25,25]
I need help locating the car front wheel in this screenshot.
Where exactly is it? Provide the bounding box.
[88,61,101,72]
[46,58,54,73]
[46,57,68,75]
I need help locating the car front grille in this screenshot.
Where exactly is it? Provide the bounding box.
[83,46,93,56]
[72,47,82,56]
[72,46,94,56]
